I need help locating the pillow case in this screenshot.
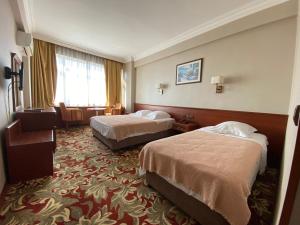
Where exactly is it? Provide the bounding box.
[250,133,269,146]
[145,111,171,120]
[214,121,257,138]
[135,110,152,117]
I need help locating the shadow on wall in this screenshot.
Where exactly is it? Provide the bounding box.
[224,74,246,84]
[221,74,248,92]
[0,67,5,88]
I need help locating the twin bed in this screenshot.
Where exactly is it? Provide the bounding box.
[90,110,269,225]
[90,110,174,150]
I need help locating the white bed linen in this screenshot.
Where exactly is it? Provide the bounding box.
[199,126,268,175]
[90,115,174,141]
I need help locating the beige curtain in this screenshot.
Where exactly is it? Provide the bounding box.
[31,39,57,108]
[104,59,123,106]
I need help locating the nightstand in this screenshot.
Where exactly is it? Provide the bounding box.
[173,121,199,133]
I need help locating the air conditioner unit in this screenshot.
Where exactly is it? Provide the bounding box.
[16,31,33,56]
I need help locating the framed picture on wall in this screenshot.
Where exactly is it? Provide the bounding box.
[176,58,203,85]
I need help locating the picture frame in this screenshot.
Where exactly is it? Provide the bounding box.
[176,58,203,85]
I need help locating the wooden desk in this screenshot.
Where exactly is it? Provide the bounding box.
[55,106,109,127]
[87,107,106,116]
[15,107,57,131]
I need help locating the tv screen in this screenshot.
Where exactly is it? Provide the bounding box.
[19,62,24,90]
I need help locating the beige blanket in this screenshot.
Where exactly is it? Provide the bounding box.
[90,115,174,141]
[139,130,262,225]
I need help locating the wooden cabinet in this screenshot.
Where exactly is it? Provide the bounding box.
[173,121,199,133]
[5,107,57,183]
[5,120,55,183]
[15,107,57,131]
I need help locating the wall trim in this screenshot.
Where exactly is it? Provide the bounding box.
[16,0,33,33]
[20,0,126,63]
[33,33,126,63]
[134,0,289,61]
[18,0,291,63]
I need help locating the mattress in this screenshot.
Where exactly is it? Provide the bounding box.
[139,129,267,225]
[90,114,174,142]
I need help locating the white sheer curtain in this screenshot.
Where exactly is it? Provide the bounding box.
[55,46,106,106]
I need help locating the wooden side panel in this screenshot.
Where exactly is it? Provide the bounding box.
[5,120,55,183]
[15,107,57,131]
[135,103,288,167]
[5,119,21,144]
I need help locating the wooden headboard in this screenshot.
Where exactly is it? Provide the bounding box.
[135,103,288,168]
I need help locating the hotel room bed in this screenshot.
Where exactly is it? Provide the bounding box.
[139,122,268,225]
[90,111,175,150]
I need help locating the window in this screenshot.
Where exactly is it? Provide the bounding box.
[55,46,106,106]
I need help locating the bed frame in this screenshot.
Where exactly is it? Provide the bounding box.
[92,128,174,151]
[135,103,288,168]
[146,171,230,225]
[135,103,288,225]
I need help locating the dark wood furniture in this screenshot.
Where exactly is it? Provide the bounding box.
[135,103,288,168]
[5,120,55,183]
[16,107,57,131]
[173,121,199,133]
[55,106,109,127]
[59,103,84,128]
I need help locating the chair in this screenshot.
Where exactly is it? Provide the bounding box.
[111,103,122,115]
[104,106,111,116]
[59,102,84,128]
[105,103,122,116]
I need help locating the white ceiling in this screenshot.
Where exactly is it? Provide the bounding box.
[28,0,288,62]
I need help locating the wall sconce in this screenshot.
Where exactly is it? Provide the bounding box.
[155,83,164,95]
[211,76,224,93]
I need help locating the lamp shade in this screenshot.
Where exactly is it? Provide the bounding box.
[211,76,224,84]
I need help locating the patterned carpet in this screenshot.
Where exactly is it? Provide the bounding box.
[0,127,278,225]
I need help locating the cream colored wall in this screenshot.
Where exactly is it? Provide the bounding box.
[274,1,300,224]
[0,0,23,193]
[135,17,296,114]
[135,1,297,67]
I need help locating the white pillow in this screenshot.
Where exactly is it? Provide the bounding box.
[145,111,171,120]
[135,110,152,117]
[250,133,269,146]
[214,121,257,138]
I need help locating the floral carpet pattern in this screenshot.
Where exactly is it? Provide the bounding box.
[0,127,278,225]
